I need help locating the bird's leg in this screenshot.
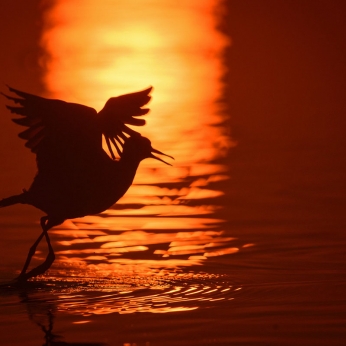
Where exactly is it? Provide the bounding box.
[16,216,49,281]
[16,216,55,282]
[18,230,55,282]
[16,231,45,280]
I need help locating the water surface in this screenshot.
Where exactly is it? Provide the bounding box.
[0,1,346,345]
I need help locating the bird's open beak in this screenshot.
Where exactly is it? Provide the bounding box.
[150,147,174,166]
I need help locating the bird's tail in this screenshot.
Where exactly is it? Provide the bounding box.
[0,193,26,208]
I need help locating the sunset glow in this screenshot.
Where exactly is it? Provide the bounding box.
[40,0,234,278]
[40,0,232,166]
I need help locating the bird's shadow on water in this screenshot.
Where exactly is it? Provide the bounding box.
[0,282,109,346]
[22,292,108,346]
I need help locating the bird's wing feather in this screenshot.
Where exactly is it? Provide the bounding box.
[2,86,99,154]
[2,86,153,163]
[98,86,152,159]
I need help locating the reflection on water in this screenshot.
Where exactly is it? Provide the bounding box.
[40,0,233,176]
[20,291,108,346]
[50,217,238,268]
[0,278,240,346]
[27,275,240,315]
[30,0,237,318]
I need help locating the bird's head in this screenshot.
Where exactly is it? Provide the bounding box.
[122,135,173,165]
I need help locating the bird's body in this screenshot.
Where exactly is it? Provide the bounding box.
[0,86,172,282]
[21,139,138,220]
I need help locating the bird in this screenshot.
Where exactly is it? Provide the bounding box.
[0,86,173,283]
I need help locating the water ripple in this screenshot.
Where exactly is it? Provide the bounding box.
[24,273,241,315]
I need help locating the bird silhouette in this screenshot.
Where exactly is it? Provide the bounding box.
[0,86,173,283]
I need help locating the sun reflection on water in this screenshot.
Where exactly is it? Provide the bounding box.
[25,273,241,315]
[46,217,239,277]
[40,0,233,169]
[36,0,237,313]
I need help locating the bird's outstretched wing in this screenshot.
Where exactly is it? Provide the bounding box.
[2,86,153,160]
[98,86,152,159]
[2,86,99,155]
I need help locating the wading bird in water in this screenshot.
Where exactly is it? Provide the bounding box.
[0,86,173,282]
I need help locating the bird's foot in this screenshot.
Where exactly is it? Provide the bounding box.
[15,273,29,283]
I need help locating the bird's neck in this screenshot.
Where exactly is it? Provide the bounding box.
[117,155,142,185]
